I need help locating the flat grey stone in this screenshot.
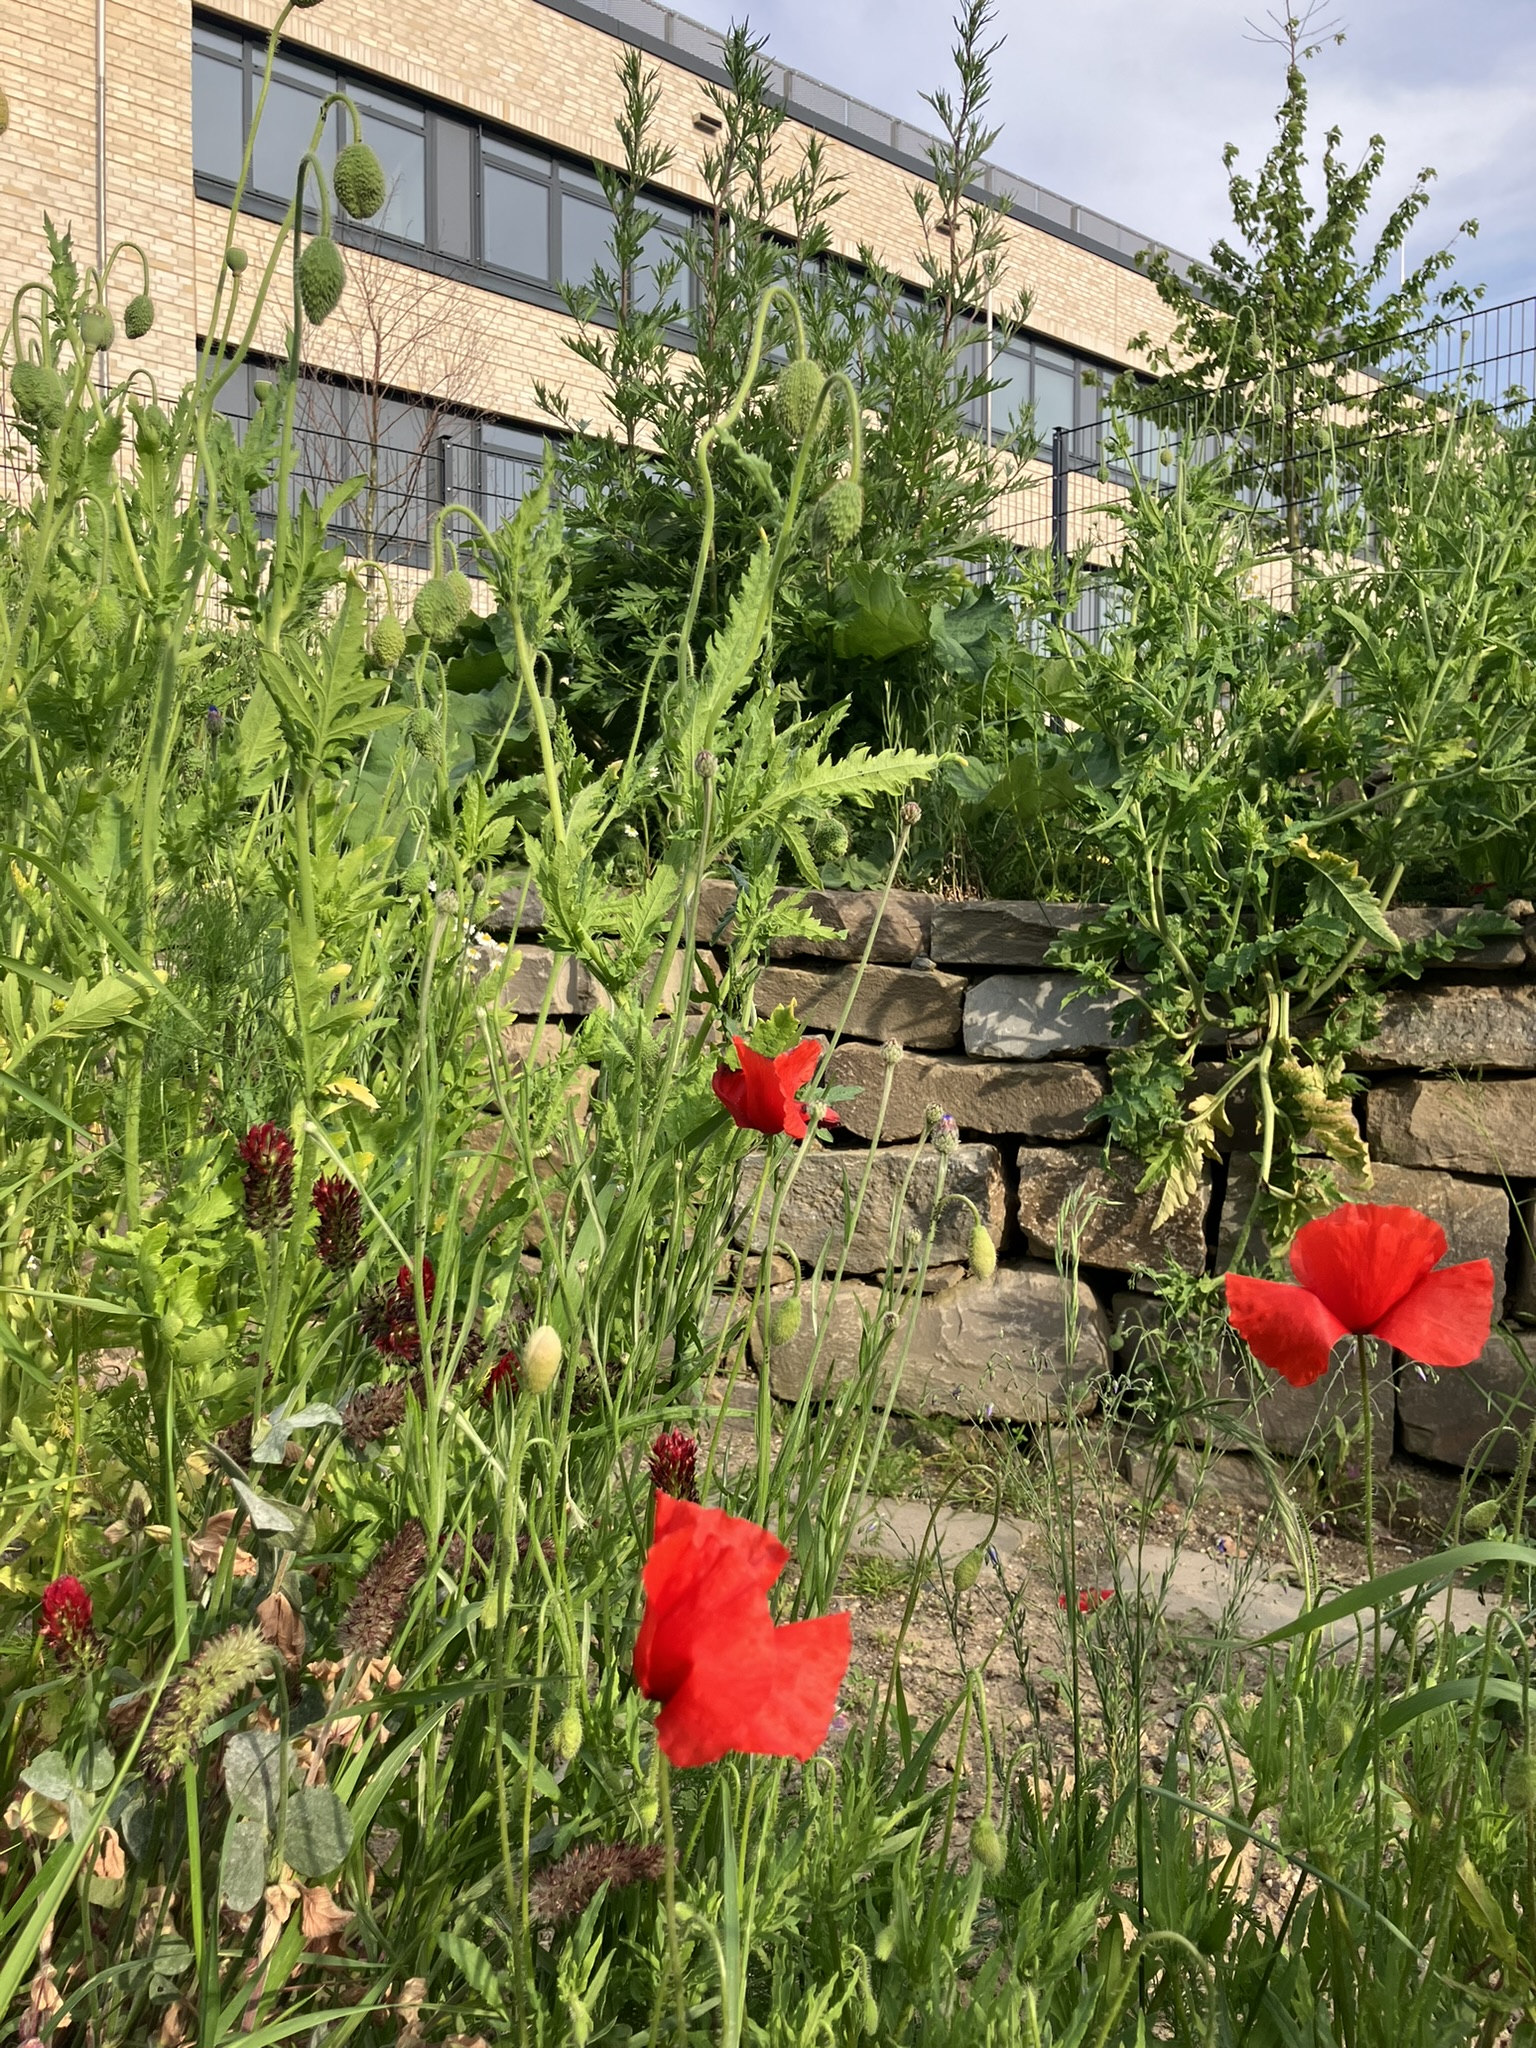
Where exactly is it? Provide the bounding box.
[480,879,546,934]
[1367,1078,1536,1178]
[1381,906,1530,971]
[697,880,933,963]
[737,1142,1005,1276]
[753,962,966,1049]
[752,1265,1109,1421]
[1397,1329,1536,1473]
[1511,1195,1536,1322]
[825,1043,1104,1142]
[929,900,1099,967]
[1016,1143,1208,1275]
[851,1500,1029,1565]
[1118,1543,1484,1640]
[488,945,606,1017]
[964,973,1133,1059]
[1355,983,1536,1071]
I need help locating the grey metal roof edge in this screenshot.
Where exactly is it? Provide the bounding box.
[532,0,1194,282]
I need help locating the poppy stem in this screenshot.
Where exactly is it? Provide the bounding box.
[1355,1333,1376,1585]
[658,1752,689,2046]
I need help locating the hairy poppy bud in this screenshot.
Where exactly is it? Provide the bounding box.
[80,308,114,353]
[399,861,431,895]
[446,568,474,622]
[133,400,170,455]
[767,1295,802,1345]
[969,1224,996,1281]
[89,589,124,646]
[968,1815,1005,1876]
[123,292,154,340]
[873,1924,896,1963]
[297,236,345,324]
[815,478,864,549]
[1462,1496,1502,1535]
[371,613,406,666]
[406,705,442,760]
[522,1324,562,1396]
[225,245,249,274]
[11,360,67,430]
[552,1704,584,1764]
[810,814,848,862]
[774,355,824,439]
[412,577,461,641]
[953,1548,983,1593]
[333,139,387,220]
[1506,1751,1536,1816]
[1322,1704,1355,1756]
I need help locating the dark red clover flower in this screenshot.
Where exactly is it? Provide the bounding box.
[712,1037,837,1142]
[360,1256,436,1360]
[633,1494,851,1768]
[312,1174,364,1270]
[40,1575,94,1659]
[482,1349,520,1405]
[646,1429,699,1503]
[239,1122,295,1230]
[1225,1202,1494,1389]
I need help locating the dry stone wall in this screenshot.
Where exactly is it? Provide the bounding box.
[485,883,1536,1472]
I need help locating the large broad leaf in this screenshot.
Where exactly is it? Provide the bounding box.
[284,1784,355,1880]
[927,591,1017,683]
[224,1729,288,1826]
[219,1814,269,1914]
[832,565,930,661]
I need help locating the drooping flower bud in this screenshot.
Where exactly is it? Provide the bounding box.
[552,1704,584,1764]
[297,237,345,325]
[412,576,461,641]
[815,478,864,549]
[521,1324,562,1395]
[774,355,825,439]
[123,292,155,340]
[968,1815,1006,1876]
[1322,1704,1356,1757]
[371,612,406,666]
[406,705,443,760]
[767,1295,802,1345]
[810,814,848,863]
[446,568,474,621]
[11,360,67,431]
[952,1548,983,1594]
[1505,1751,1536,1815]
[968,1223,997,1282]
[333,139,387,220]
[89,589,124,646]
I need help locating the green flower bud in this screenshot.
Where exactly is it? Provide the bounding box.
[953,1548,984,1594]
[1462,1496,1502,1535]
[1506,1751,1536,1816]
[123,292,155,340]
[11,360,68,431]
[1322,1704,1355,1757]
[297,236,345,325]
[873,1925,896,1964]
[225,246,249,275]
[405,705,442,760]
[968,1816,1006,1876]
[446,568,474,621]
[80,308,114,353]
[774,355,825,439]
[251,378,274,405]
[522,1325,563,1396]
[810,814,849,863]
[133,401,170,454]
[371,613,406,666]
[89,589,124,646]
[399,861,431,896]
[552,1704,584,1764]
[815,478,864,549]
[333,139,387,220]
[968,1223,997,1281]
[767,1295,802,1345]
[412,576,462,641]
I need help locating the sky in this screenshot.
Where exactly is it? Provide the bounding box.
[673,0,1535,312]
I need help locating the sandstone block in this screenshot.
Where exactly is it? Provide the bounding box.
[929,899,1099,967]
[751,1265,1109,1420]
[485,944,606,1017]
[1381,905,1531,971]
[826,1042,1104,1142]
[1355,984,1536,1071]
[1397,1330,1536,1473]
[753,963,966,1049]
[1016,1144,1208,1275]
[480,878,545,934]
[737,1143,1004,1275]
[1367,1079,1536,1178]
[964,973,1131,1059]
[1511,1195,1536,1322]
[697,880,932,963]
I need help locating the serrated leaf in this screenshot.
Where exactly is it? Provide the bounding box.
[284,1784,354,1879]
[437,1930,504,2009]
[220,1814,269,1914]
[1291,836,1399,949]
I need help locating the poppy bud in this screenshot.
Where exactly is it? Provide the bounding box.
[80,308,114,353]
[406,705,442,760]
[123,292,155,340]
[695,749,717,780]
[89,589,124,646]
[412,576,461,641]
[333,139,387,220]
[11,360,67,431]
[1462,1496,1502,1535]
[900,802,922,826]
[371,613,406,666]
[1322,1704,1355,1756]
[774,355,825,439]
[815,478,863,549]
[965,1222,997,1280]
[968,1815,1005,1875]
[767,1295,802,1345]
[873,1924,896,1963]
[446,568,474,621]
[399,861,431,896]
[521,1324,562,1395]
[810,814,848,862]
[134,401,170,454]
[0,88,9,136]
[552,1704,583,1764]
[297,237,345,325]
[226,246,249,274]
[953,1548,983,1594]
[252,378,274,404]
[1506,1751,1536,1816]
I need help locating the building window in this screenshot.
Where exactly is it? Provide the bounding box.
[253,52,339,210]
[354,84,426,246]
[980,331,1102,456]
[482,141,552,281]
[191,25,245,186]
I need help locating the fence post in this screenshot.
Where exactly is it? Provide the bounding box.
[1051,425,1068,563]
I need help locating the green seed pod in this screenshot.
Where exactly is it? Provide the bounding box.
[816,478,864,549]
[810,814,849,863]
[953,1548,984,1594]
[225,245,249,275]
[552,1704,584,1765]
[412,576,462,641]
[1322,1704,1355,1757]
[399,861,432,896]
[405,705,443,760]
[123,292,155,340]
[89,589,124,646]
[333,139,387,220]
[1506,1751,1536,1816]
[11,360,68,430]
[767,1295,802,1345]
[297,236,346,325]
[774,355,825,439]
[968,1223,997,1281]
[371,613,406,666]
[80,308,114,353]
[251,378,274,405]
[968,1816,1006,1876]
[446,568,474,622]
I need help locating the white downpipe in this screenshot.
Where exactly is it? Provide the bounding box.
[96,0,109,391]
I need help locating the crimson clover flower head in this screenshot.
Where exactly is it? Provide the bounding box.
[239,1122,295,1230]
[633,1494,851,1768]
[711,1036,838,1142]
[359,1255,436,1359]
[1225,1202,1494,1389]
[311,1174,363,1270]
[481,1349,520,1405]
[646,1428,699,1503]
[39,1575,94,1659]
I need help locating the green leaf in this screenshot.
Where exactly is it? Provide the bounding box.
[229,1477,300,1538]
[20,1751,74,1803]
[1290,837,1399,950]
[1371,1677,1527,1744]
[832,565,929,660]
[284,1785,354,1879]
[437,1930,504,2010]
[219,1814,270,1915]
[224,1730,288,1826]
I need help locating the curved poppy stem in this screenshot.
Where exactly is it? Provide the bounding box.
[658,1752,689,2046]
[1356,1333,1377,1585]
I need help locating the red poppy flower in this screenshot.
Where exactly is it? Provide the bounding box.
[711,1037,837,1142]
[1059,1588,1114,1613]
[39,1575,94,1657]
[1225,1202,1494,1389]
[633,1494,851,1768]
